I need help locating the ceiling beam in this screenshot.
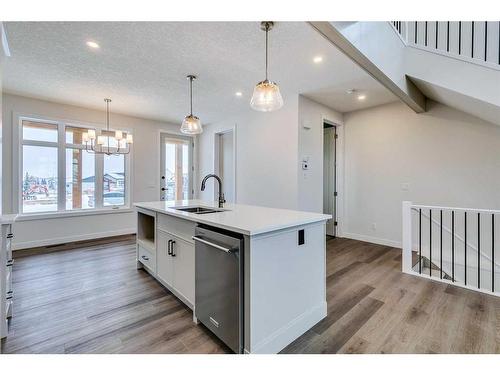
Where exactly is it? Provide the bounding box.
[309,21,426,113]
[1,23,11,58]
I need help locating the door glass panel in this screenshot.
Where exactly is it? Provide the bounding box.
[162,137,191,201]
[22,145,58,213]
[103,154,125,206]
[66,149,95,210]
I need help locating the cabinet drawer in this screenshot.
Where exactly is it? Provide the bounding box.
[138,245,156,273]
[157,214,195,243]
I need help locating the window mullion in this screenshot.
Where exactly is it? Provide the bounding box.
[57,122,66,211]
[95,153,104,209]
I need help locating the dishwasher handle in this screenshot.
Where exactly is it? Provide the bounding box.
[192,236,235,253]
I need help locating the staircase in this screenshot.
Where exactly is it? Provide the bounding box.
[315,21,500,126]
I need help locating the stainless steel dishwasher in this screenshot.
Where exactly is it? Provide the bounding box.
[193,224,244,353]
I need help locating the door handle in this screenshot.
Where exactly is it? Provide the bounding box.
[167,239,172,255]
[171,241,176,257]
[192,236,234,253]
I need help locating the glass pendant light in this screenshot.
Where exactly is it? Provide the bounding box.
[250,21,283,112]
[181,75,203,135]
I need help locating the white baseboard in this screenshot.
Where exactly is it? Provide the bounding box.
[12,228,136,250]
[249,301,327,354]
[342,232,402,249]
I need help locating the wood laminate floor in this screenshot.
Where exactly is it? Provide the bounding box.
[2,236,500,354]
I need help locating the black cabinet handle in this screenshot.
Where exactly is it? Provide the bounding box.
[167,239,172,255]
[6,259,14,267]
[141,255,149,261]
[171,241,176,257]
[161,188,167,191]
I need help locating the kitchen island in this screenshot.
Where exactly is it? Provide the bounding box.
[134,200,330,354]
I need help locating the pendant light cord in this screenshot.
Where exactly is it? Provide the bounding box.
[106,99,110,131]
[265,24,269,81]
[105,98,111,150]
[190,76,193,116]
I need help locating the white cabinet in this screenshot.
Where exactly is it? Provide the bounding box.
[157,229,173,286]
[135,211,198,309]
[170,235,195,305]
[156,228,195,307]
[1,221,14,339]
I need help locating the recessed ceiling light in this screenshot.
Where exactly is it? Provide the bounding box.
[313,56,323,63]
[235,92,243,97]
[357,94,367,101]
[86,41,100,49]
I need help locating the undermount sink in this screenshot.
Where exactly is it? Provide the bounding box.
[172,206,226,214]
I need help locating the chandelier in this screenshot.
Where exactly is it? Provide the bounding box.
[82,98,133,155]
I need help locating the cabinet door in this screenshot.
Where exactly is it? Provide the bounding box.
[171,237,195,305]
[156,230,173,287]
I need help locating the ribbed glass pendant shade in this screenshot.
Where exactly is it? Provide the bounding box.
[180,114,203,135]
[181,75,203,135]
[250,79,283,112]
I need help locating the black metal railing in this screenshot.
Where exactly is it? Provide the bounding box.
[392,21,500,66]
[413,207,498,294]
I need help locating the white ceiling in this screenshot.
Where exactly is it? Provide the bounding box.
[3,22,396,124]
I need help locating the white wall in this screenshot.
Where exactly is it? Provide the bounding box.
[2,94,184,249]
[0,56,3,215]
[198,94,300,210]
[198,94,343,214]
[298,95,343,214]
[343,100,500,247]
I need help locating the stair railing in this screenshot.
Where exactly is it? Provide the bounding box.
[390,21,500,71]
[402,201,500,297]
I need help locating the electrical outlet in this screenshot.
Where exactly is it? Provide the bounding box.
[371,223,377,231]
[401,182,410,191]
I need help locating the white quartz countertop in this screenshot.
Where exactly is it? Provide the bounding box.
[0,214,17,224]
[134,200,331,236]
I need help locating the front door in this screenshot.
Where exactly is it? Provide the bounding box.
[160,133,193,201]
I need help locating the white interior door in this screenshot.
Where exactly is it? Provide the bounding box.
[214,130,235,203]
[160,133,193,201]
[323,126,336,237]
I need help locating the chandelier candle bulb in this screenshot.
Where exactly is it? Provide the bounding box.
[87,129,96,140]
[126,134,133,144]
[82,132,89,143]
[97,135,105,145]
[115,130,123,140]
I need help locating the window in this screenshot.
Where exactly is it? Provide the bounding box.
[19,118,131,215]
[103,154,125,207]
[22,144,58,213]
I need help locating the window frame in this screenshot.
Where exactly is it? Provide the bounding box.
[14,113,132,218]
